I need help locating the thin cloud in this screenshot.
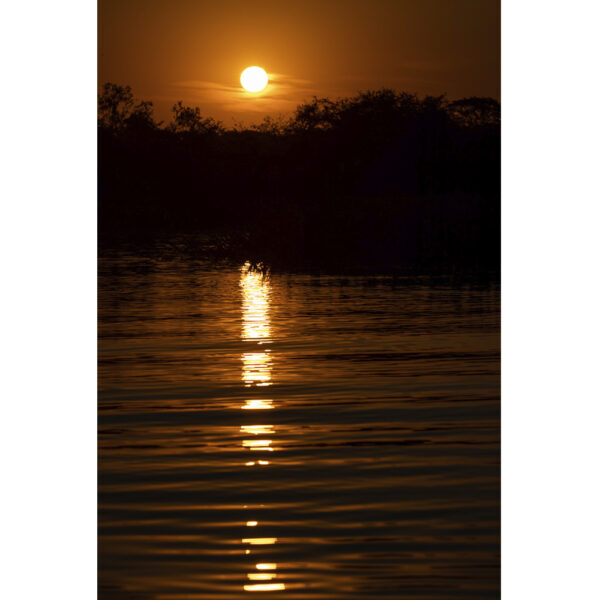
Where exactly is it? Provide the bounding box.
[169,73,319,112]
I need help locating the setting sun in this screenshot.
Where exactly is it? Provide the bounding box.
[240,66,268,93]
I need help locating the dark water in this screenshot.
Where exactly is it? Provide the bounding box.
[99,252,500,599]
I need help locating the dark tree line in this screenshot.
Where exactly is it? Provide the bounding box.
[98,83,499,276]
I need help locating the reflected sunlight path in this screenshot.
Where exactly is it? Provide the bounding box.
[239,263,286,593]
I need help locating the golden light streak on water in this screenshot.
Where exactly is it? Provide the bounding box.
[244,583,286,592]
[240,263,271,342]
[242,399,274,410]
[241,351,273,386]
[240,264,288,592]
[242,440,273,449]
[241,425,275,435]
[247,573,276,580]
[241,264,273,394]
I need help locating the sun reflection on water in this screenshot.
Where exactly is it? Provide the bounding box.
[240,264,271,341]
[241,263,273,391]
[242,537,278,545]
[241,425,275,435]
[242,399,274,410]
[244,583,286,592]
[240,264,286,592]
[241,351,273,387]
[247,572,276,580]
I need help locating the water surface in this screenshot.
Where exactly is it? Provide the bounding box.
[99,252,500,599]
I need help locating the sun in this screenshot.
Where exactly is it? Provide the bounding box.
[241,66,268,93]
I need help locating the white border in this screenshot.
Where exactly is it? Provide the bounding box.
[503,0,600,598]
[1,1,97,599]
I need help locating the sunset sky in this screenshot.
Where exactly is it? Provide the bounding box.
[98,0,500,126]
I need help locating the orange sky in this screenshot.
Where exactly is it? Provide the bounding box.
[98,0,500,126]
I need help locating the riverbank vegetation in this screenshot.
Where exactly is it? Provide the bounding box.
[98,83,499,276]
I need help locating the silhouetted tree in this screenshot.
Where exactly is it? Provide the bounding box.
[250,115,290,135]
[292,97,343,131]
[125,100,159,132]
[168,101,223,135]
[448,97,500,127]
[98,83,135,130]
[98,83,158,132]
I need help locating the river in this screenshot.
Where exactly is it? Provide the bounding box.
[99,250,500,599]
